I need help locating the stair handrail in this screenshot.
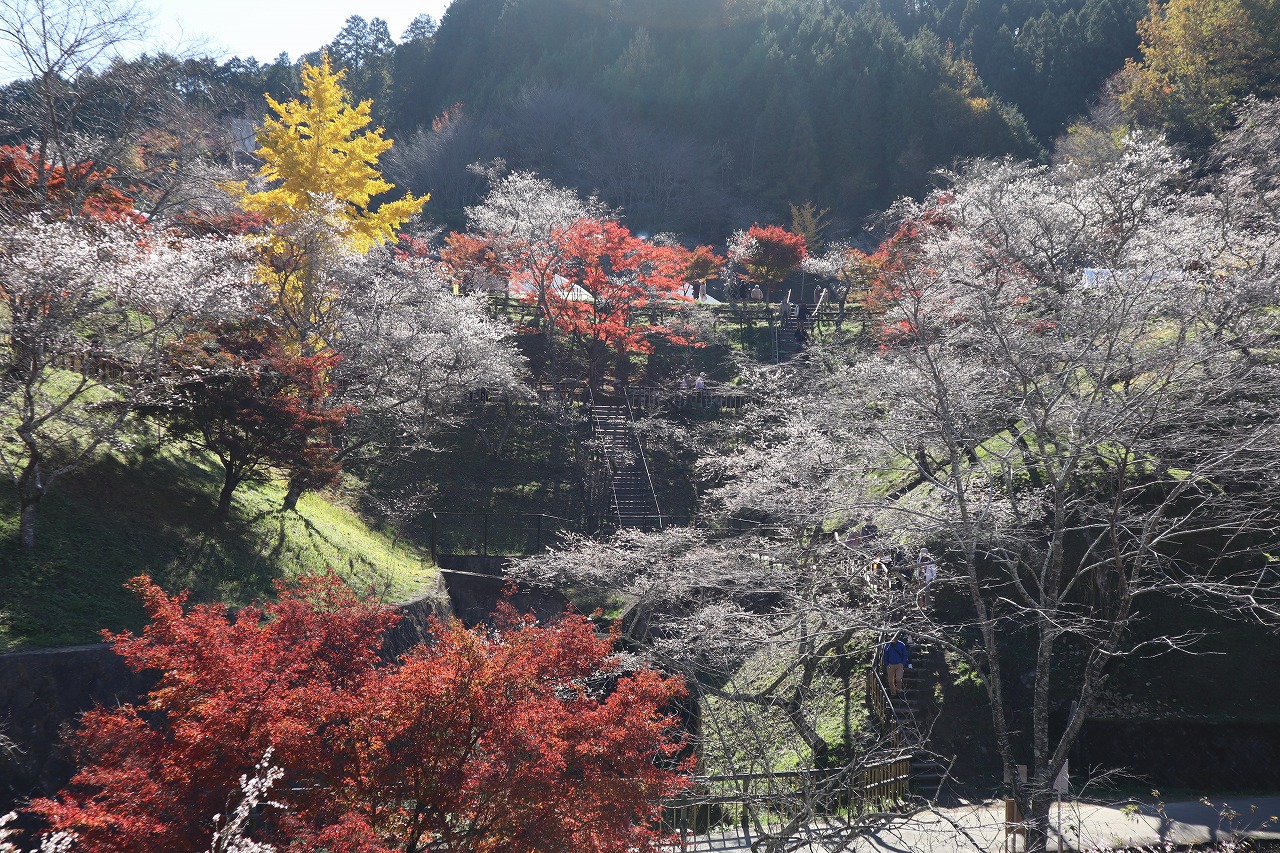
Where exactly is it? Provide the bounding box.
[773,307,781,364]
[869,634,929,749]
[866,646,906,751]
[623,388,664,530]
[587,384,624,530]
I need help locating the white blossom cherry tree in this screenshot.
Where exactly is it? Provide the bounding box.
[520,129,1280,852]
[0,219,256,547]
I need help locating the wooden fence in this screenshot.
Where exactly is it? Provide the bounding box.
[466,383,750,415]
[48,350,128,381]
[665,756,913,848]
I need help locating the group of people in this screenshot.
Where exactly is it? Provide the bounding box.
[837,516,939,594]
[871,547,938,591]
[675,374,712,410]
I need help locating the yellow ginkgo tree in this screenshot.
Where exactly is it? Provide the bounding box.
[236,53,426,251]
[231,53,427,351]
[220,53,428,511]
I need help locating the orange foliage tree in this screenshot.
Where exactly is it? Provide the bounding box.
[447,216,699,386]
[0,144,140,224]
[544,218,695,387]
[31,575,690,853]
[729,224,808,304]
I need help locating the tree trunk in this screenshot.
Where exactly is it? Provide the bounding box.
[588,339,607,392]
[1024,795,1054,853]
[19,498,38,549]
[490,399,516,459]
[16,452,45,549]
[216,472,241,520]
[281,480,304,512]
[613,344,630,390]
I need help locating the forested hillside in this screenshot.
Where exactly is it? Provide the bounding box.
[393,0,1142,212]
[388,0,1042,232]
[0,0,1161,235]
[0,0,1130,239]
[365,0,1142,235]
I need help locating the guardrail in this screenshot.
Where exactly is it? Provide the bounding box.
[466,382,590,407]
[427,511,581,559]
[465,383,750,414]
[624,389,664,531]
[866,647,906,750]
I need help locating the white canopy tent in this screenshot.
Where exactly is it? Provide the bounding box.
[697,282,723,305]
[508,274,596,303]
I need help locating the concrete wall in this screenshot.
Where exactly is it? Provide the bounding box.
[1079,719,1280,790]
[0,643,152,808]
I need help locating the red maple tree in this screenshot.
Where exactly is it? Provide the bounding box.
[859,199,956,345]
[142,320,355,518]
[438,230,503,292]
[731,224,808,302]
[543,218,696,386]
[170,209,274,237]
[0,144,140,224]
[31,575,690,853]
[684,244,724,286]
[444,217,703,385]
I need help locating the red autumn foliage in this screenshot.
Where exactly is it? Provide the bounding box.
[534,219,700,384]
[683,244,724,284]
[141,320,355,518]
[733,224,807,300]
[857,199,956,344]
[0,144,141,224]
[437,230,503,291]
[546,219,694,350]
[30,575,690,853]
[170,209,274,237]
[449,217,702,382]
[432,102,466,133]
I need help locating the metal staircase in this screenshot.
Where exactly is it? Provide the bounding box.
[776,304,816,362]
[589,393,663,531]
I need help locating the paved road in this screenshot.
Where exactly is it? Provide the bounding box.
[668,796,1280,852]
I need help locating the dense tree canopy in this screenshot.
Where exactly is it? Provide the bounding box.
[379,0,1041,233]
[1118,0,1280,143]
[32,574,690,853]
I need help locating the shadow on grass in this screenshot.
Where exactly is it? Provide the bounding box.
[2,448,315,650]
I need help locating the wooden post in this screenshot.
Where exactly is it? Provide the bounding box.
[1004,764,1027,853]
[430,513,438,563]
[1004,798,1022,853]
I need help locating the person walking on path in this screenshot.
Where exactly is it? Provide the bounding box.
[918,548,938,584]
[884,635,910,697]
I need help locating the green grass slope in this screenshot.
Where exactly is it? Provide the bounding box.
[0,443,437,651]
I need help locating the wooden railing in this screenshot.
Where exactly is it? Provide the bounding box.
[465,383,750,414]
[664,757,913,848]
[48,350,129,381]
[865,648,906,750]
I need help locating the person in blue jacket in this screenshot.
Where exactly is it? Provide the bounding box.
[883,635,910,696]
